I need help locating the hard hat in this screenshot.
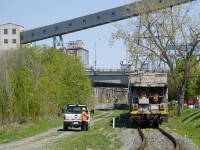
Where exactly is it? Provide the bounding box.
[82,107,86,111]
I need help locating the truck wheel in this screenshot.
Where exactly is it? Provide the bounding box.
[63,124,68,131]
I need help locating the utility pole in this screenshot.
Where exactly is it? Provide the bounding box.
[94,41,97,70]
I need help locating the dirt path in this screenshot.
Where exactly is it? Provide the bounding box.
[0,111,111,150]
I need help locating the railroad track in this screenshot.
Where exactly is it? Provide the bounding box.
[137,127,147,150]
[137,127,179,150]
[158,127,179,150]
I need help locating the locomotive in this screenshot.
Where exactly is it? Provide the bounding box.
[128,72,168,128]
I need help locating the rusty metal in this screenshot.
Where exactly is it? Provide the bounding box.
[137,127,147,150]
[158,127,179,150]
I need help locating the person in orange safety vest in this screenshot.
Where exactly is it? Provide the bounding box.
[153,93,159,103]
[81,107,88,131]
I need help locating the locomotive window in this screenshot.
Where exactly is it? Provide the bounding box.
[31,33,34,37]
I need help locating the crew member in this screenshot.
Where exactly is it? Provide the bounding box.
[153,93,159,103]
[81,107,88,131]
[140,91,147,98]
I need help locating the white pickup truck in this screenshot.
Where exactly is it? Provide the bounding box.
[63,104,90,131]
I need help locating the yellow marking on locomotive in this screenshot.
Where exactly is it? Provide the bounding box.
[130,110,138,115]
[160,110,168,115]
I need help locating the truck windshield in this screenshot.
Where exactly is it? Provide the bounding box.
[67,106,86,113]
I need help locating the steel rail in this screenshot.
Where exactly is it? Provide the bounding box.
[158,127,179,150]
[137,127,147,150]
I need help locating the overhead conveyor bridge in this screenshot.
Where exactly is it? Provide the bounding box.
[20,0,194,44]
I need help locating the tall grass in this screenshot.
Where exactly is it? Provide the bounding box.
[0,110,102,144]
[165,106,200,147]
[0,118,62,144]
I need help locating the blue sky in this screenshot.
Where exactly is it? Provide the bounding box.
[1,0,199,69]
[0,0,133,69]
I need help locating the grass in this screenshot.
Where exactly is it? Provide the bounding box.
[4,107,199,149]
[90,109,103,119]
[0,118,63,144]
[164,106,200,148]
[46,110,125,150]
[0,110,103,145]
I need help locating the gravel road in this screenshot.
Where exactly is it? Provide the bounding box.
[0,112,111,150]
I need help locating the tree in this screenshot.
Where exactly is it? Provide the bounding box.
[0,46,93,125]
[168,57,200,101]
[111,0,200,115]
[0,51,15,124]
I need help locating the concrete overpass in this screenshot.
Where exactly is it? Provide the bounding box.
[87,69,132,87]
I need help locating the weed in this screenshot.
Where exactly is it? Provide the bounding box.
[164,107,200,148]
[0,118,62,144]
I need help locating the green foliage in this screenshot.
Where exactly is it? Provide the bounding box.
[0,118,62,144]
[166,108,200,147]
[0,46,93,126]
[196,71,200,95]
[168,105,188,118]
[0,110,102,144]
[167,73,177,101]
[168,57,200,102]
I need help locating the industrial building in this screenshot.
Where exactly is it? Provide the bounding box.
[0,23,89,69]
[67,40,89,69]
[0,23,24,51]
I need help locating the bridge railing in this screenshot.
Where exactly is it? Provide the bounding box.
[86,68,134,75]
[86,69,168,75]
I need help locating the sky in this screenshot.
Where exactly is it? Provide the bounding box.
[1,0,199,69]
[0,0,134,69]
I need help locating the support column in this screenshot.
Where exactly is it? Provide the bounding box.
[53,35,65,49]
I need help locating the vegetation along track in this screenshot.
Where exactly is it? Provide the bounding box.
[137,127,179,150]
[0,111,112,150]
